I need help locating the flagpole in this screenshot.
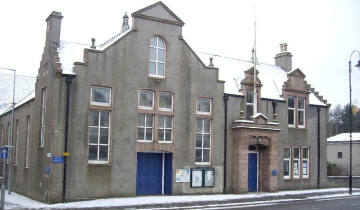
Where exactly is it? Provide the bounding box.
[253,0,257,115]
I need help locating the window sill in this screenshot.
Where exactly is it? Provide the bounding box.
[149,75,166,80]
[158,141,173,144]
[137,140,153,143]
[195,162,211,166]
[88,161,110,165]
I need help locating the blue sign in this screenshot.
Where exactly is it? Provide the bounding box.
[271,170,277,176]
[1,147,8,159]
[45,166,50,174]
[52,156,64,163]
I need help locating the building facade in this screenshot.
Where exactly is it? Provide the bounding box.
[0,1,329,203]
[327,133,360,176]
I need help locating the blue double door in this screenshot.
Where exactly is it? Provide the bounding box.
[136,152,172,195]
[248,152,258,192]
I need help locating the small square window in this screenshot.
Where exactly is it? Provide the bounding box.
[338,152,342,159]
[159,92,173,111]
[138,90,154,109]
[91,86,111,106]
[197,98,211,115]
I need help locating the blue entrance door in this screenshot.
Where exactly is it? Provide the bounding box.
[136,153,172,195]
[248,153,258,192]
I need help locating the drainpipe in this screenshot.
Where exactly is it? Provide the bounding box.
[317,107,321,189]
[62,74,75,202]
[223,94,229,193]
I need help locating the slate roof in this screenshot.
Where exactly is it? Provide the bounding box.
[0,73,36,115]
[197,53,328,106]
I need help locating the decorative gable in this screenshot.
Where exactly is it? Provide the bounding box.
[132,1,184,26]
[240,67,262,87]
[250,113,268,125]
[282,68,309,94]
[288,68,305,78]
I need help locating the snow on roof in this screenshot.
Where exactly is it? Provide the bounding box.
[58,41,90,75]
[197,52,327,105]
[96,28,132,50]
[58,30,132,75]
[0,73,36,115]
[197,53,286,100]
[309,92,327,106]
[327,133,360,142]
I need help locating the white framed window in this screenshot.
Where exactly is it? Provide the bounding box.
[298,97,305,128]
[195,118,211,164]
[293,147,300,178]
[159,92,173,111]
[90,86,111,106]
[158,115,172,142]
[302,147,309,178]
[88,110,110,163]
[196,98,212,115]
[24,116,30,168]
[149,36,166,78]
[288,96,295,127]
[138,113,153,142]
[246,90,254,120]
[138,90,154,110]
[40,87,47,147]
[283,147,291,179]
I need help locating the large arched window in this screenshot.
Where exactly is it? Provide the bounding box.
[149,36,166,77]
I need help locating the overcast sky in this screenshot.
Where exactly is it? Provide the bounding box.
[0,0,359,107]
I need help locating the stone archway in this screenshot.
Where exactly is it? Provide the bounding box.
[231,114,281,193]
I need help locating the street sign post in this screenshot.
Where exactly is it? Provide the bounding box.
[1,146,8,210]
[1,147,8,159]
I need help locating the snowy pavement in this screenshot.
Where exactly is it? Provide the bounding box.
[3,188,360,209]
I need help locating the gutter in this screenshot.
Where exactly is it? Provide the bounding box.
[223,94,229,193]
[62,74,75,202]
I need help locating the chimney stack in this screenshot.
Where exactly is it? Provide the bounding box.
[275,43,292,72]
[45,11,63,45]
[121,12,129,33]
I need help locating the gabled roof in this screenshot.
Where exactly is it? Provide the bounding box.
[288,68,306,78]
[196,52,328,106]
[132,1,184,26]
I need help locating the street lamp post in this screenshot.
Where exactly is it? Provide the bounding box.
[348,50,360,195]
[0,67,16,209]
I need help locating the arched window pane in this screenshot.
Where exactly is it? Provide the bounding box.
[149,36,166,77]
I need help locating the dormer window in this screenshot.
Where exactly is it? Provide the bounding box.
[246,90,254,120]
[149,36,166,78]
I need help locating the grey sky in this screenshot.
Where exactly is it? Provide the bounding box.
[0,0,359,107]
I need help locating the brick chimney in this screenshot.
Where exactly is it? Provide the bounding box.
[45,11,63,45]
[275,43,292,72]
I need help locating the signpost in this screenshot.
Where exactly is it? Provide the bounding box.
[1,146,9,210]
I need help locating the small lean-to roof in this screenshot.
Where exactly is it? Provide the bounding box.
[327,133,360,143]
[197,52,327,106]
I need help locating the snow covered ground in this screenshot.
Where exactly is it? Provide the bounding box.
[3,188,360,209]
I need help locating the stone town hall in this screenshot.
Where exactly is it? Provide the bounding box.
[0,1,329,203]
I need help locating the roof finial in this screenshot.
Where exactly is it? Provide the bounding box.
[121,12,129,33]
[209,57,214,67]
[91,38,96,49]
